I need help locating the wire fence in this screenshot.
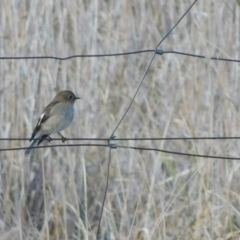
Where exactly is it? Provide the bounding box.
[1,0,240,239]
[1,137,240,160]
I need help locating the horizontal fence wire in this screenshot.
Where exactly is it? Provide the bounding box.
[0,136,240,141]
[0,49,239,62]
[1,143,238,161]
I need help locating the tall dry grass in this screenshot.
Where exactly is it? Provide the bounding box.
[0,0,240,239]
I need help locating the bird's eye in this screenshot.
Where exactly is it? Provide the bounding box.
[69,95,73,99]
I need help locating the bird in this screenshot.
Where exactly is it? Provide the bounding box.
[25,90,80,155]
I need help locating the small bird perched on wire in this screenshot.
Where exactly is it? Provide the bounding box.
[25,90,80,155]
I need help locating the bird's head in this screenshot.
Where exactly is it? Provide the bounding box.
[55,90,81,104]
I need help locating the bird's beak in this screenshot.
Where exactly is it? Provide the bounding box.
[74,96,81,100]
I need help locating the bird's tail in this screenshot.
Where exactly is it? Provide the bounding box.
[25,139,39,156]
[25,134,50,156]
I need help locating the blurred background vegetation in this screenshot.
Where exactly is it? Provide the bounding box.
[0,0,240,239]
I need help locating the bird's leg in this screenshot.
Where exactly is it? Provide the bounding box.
[47,135,53,142]
[58,132,67,142]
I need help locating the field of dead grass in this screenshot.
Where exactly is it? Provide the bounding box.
[0,0,240,239]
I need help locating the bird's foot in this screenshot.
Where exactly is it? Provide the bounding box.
[58,132,67,142]
[61,136,67,143]
[47,136,53,142]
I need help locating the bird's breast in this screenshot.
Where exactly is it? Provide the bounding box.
[41,103,74,134]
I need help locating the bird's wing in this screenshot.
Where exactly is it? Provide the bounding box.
[30,100,59,140]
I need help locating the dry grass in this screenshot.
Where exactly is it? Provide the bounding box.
[0,0,240,239]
